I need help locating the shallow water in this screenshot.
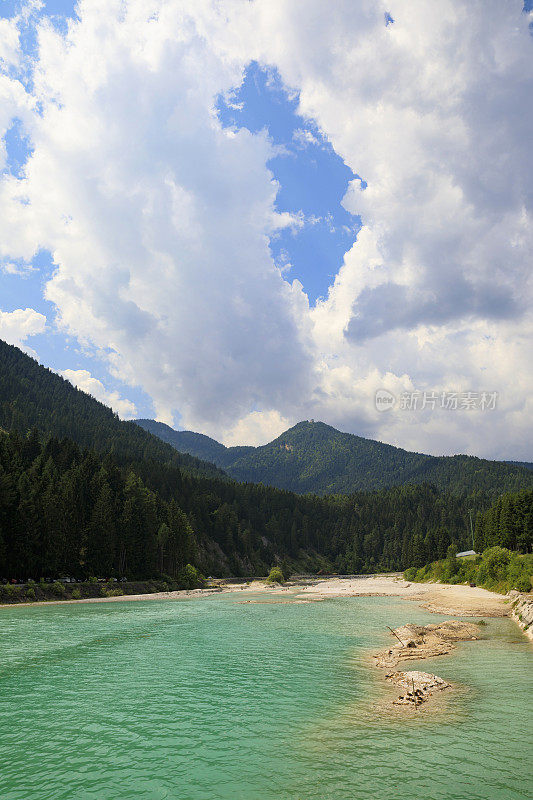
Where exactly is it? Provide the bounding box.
[0,593,531,800]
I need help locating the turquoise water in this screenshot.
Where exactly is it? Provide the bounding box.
[0,593,531,800]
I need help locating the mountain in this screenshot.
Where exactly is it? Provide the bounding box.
[136,418,533,497]
[0,339,222,479]
[0,339,348,578]
[135,419,243,466]
[505,461,533,472]
[1,338,530,583]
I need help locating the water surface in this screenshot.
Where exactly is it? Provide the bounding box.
[0,593,531,799]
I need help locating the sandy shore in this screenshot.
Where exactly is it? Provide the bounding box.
[0,580,280,609]
[0,575,512,616]
[294,575,510,617]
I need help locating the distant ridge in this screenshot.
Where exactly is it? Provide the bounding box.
[505,460,533,471]
[136,418,533,496]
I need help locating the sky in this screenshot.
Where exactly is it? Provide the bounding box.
[0,0,532,459]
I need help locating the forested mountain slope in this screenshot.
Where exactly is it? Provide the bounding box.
[0,428,504,580]
[0,340,515,580]
[135,419,251,466]
[0,340,222,478]
[474,489,533,554]
[405,490,533,591]
[136,419,533,497]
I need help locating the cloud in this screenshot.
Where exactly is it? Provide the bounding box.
[245,0,533,457]
[220,408,292,447]
[0,0,313,434]
[292,127,320,148]
[0,306,46,341]
[0,0,531,459]
[249,0,533,332]
[0,13,24,70]
[0,307,46,356]
[60,369,137,419]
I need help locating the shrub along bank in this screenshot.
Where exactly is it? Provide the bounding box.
[404,546,533,594]
[0,565,205,604]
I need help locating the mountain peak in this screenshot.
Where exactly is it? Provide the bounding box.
[135,416,533,497]
[274,419,349,441]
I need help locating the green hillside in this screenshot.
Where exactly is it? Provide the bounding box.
[135,419,246,466]
[1,338,521,582]
[0,339,222,479]
[405,489,533,593]
[136,419,533,496]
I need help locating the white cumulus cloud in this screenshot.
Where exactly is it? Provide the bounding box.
[60,369,137,419]
[0,0,531,458]
[220,409,292,447]
[244,0,533,457]
[0,307,46,355]
[0,0,312,436]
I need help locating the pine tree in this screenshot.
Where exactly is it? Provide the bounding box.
[87,481,116,576]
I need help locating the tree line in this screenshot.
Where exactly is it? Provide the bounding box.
[0,428,502,581]
[405,491,533,593]
[474,489,533,553]
[1,338,531,581]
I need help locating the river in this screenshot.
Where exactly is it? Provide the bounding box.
[0,593,531,799]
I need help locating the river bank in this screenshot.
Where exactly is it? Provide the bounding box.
[294,575,511,616]
[0,574,516,617]
[510,590,533,641]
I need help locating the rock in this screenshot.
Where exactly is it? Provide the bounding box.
[388,670,451,707]
[509,592,533,641]
[373,619,480,668]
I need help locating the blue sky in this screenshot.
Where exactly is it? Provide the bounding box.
[217,63,360,303]
[0,1,532,457]
[1,11,360,422]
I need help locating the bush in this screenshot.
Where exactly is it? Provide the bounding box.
[25,587,36,600]
[280,560,292,580]
[71,588,82,600]
[101,585,124,597]
[513,576,531,593]
[266,567,285,584]
[402,547,532,595]
[462,562,478,584]
[51,581,66,596]
[177,564,205,590]
[480,547,511,582]
[448,573,463,585]
[442,544,460,581]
